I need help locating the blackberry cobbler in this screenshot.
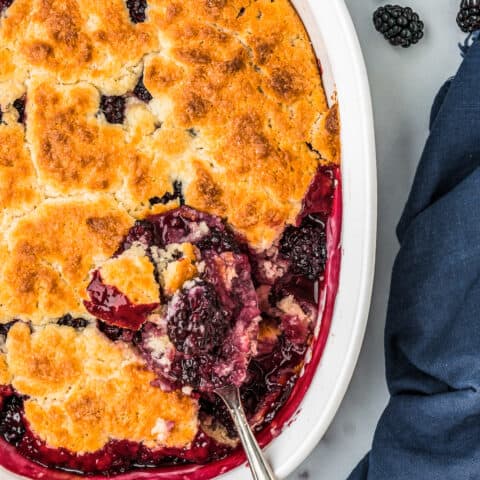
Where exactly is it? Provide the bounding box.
[0,0,340,478]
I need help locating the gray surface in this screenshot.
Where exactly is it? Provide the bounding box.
[289,2,464,479]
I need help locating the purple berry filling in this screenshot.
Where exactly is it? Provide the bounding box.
[0,395,231,475]
[147,206,229,247]
[131,207,261,392]
[117,219,159,253]
[149,181,184,207]
[196,226,240,254]
[301,166,335,219]
[100,95,126,124]
[134,75,153,103]
[167,281,230,355]
[0,320,16,339]
[57,314,89,330]
[13,96,25,124]
[97,319,137,343]
[0,396,25,447]
[126,0,147,24]
[279,215,327,281]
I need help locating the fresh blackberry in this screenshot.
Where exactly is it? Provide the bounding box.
[279,215,327,281]
[133,75,152,103]
[457,0,480,33]
[126,0,147,23]
[100,95,126,124]
[373,5,424,48]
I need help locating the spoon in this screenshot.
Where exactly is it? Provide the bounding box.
[215,385,277,480]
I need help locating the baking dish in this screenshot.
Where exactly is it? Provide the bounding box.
[0,0,376,478]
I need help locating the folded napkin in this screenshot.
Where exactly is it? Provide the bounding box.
[349,39,480,479]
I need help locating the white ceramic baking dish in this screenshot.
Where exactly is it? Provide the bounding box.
[218,0,377,478]
[0,1,376,479]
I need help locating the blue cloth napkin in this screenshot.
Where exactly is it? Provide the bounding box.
[348,39,480,479]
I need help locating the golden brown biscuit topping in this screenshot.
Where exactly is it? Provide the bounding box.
[4,322,198,452]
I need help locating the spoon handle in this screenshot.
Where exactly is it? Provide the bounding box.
[216,386,277,480]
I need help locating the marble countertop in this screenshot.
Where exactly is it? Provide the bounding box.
[289,1,465,478]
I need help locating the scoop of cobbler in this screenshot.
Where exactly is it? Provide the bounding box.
[85,207,261,393]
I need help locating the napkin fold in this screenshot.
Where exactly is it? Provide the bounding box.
[349,39,480,479]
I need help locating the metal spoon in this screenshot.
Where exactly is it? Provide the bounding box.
[215,385,277,480]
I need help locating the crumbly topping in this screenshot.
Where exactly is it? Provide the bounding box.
[4,322,198,453]
[151,242,199,296]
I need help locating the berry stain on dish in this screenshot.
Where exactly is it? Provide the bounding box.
[0,1,342,479]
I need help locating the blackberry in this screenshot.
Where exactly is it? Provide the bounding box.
[196,226,240,253]
[133,75,152,103]
[457,0,480,33]
[126,0,147,23]
[373,5,424,48]
[13,96,26,124]
[167,281,231,356]
[279,215,327,281]
[100,95,126,124]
